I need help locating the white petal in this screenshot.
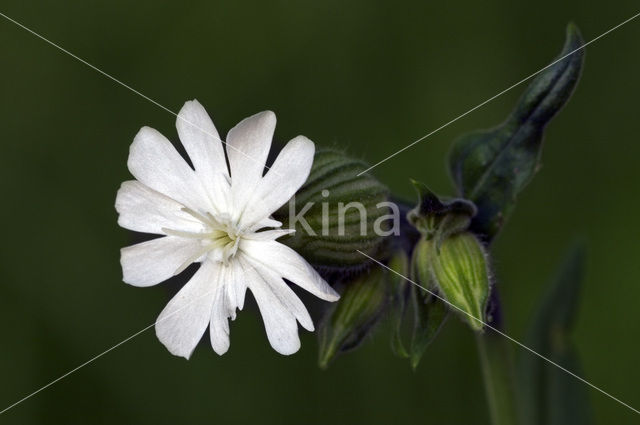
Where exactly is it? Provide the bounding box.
[176,100,228,178]
[156,261,218,359]
[243,229,295,241]
[244,256,313,331]
[176,100,231,213]
[228,259,248,311]
[127,126,209,212]
[239,136,315,227]
[240,257,301,355]
[249,217,282,232]
[226,111,276,219]
[115,181,204,234]
[209,266,231,355]
[121,236,204,287]
[241,240,339,301]
[208,262,248,354]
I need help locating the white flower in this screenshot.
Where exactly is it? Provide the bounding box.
[116,100,339,359]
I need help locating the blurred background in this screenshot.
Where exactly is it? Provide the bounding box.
[1,0,639,423]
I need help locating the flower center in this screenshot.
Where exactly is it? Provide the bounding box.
[162,207,245,272]
[206,226,241,262]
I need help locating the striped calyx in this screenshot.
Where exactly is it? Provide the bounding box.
[273,149,391,269]
[318,267,388,368]
[429,233,490,331]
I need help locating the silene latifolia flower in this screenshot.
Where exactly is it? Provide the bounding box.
[116,100,339,359]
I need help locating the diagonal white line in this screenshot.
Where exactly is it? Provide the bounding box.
[0,323,156,416]
[2,4,638,418]
[357,11,640,176]
[0,253,273,416]
[0,11,281,176]
[0,283,215,416]
[357,250,640,416]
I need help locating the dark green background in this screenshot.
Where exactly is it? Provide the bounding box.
[1,1,639,423]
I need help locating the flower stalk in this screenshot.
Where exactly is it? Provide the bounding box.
[476,332,518,425]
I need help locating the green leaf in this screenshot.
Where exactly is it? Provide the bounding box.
[318,267,388,368]
[449,24,584,241]
[517,242,593,425]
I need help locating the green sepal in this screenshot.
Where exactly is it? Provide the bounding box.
[449,24,584,241]
[412,237,436,292]
[430,233,491,331]
[273,149,391,270]
[409,285,448,370]
[407,180,476,241]
[318,267,388,368]
[406,237,449,369]
[388,250,410,358]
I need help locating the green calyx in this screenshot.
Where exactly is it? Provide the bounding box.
[273,149,392,270]
[430,233,490,331]
[318,267,388,368]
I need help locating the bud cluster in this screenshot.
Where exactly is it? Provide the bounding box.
[408,181,491,332]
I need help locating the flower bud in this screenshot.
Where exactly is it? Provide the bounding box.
[273,149,392,270]
[318,267,387,368]
[407,181,489,331]
[430,232,490,331]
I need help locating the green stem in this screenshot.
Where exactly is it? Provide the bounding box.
[476,332,518,425]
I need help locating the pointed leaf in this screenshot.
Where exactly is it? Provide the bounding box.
[449,24,584,241]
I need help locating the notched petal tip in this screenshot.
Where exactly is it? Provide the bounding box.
[184,98,203,108]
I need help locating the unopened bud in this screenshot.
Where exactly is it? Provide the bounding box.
[318,267,387,368]
[430,232,490,331]
[273,149,392,269]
